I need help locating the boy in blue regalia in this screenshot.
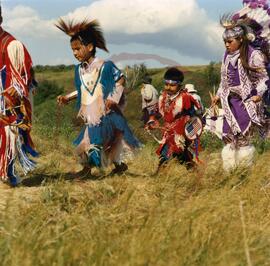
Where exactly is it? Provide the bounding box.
[56,18,140,178]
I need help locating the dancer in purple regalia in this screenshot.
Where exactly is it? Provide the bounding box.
[212,0,270,171]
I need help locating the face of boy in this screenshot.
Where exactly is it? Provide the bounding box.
[71,39,94,62]
[164,83,180,95]
[224,38,242,54]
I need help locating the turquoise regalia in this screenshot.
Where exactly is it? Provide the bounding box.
[73,58,140,167]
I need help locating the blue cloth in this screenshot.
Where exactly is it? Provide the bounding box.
[0,66,6,89]
[73,60,139,167]
[19,128,39,157]
[74,65,82,110]
[7,159,20,187]
[160,144,170,162]
[74,112,140,167]
[0,67,6,112]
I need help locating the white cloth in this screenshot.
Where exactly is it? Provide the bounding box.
[78,58,106,126]
[189,92,204,112]
[141,84,159,109]
[204,108,224,139]
[185,84,197,93]
[107,81,124,104]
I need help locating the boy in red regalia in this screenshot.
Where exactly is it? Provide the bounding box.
[0,5,38,186]
[149,68,201,171]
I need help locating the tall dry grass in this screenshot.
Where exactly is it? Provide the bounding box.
[0,67,269,265]
[1,138,270,265]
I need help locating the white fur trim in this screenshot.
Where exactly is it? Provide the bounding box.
[235,145,255,167]
[221,144,236,172]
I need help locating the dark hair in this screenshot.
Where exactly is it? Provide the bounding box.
[56,18,108,56]
[164,67,184,83]
[235,27,262,74]
[238,36,258,73]
[71,34,97,56]
[143,75,152,84]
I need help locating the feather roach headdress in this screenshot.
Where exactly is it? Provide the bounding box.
[55,18,108,52]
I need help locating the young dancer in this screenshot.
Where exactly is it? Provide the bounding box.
[212,1,270,171]
[56,18,140,177]
[150,68,201,170]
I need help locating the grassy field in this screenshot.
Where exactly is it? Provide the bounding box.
[0,66,270,265]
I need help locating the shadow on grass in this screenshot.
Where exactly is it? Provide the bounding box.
[21,169,152,186]
[21,172,101,187]
[95,171,149,181]
[22,167,152,187]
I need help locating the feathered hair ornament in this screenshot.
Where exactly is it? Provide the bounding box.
[221,1,270,50]
[55,17,108,52]
[220,13,238,30]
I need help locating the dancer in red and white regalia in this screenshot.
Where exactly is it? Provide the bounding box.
[149,68,201,171]
[0,5,38,186]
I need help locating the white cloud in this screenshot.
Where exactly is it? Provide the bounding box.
[71,0,197,34]
[1,0,225,64]
[3,5,58,38]
[63,0,224,61]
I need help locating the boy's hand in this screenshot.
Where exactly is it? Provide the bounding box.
[105,99,116,112]
[146,116,159,130]
[251,95,261,103]
[7,87,19,97]
[211,95,220,105]
[2,87,20,98]
[57,95,69,105]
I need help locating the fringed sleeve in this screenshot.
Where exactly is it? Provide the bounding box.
[6,40,32,97]
[249,50,268,97]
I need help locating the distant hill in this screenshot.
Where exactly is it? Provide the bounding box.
[108,53,180,67]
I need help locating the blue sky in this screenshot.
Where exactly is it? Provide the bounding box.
[1,0,243,66]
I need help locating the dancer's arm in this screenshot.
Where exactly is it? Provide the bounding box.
[249,50,268,103]
[106,76,125,106]
[57,90,78,105]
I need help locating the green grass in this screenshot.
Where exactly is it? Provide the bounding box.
[0,66,269,265]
